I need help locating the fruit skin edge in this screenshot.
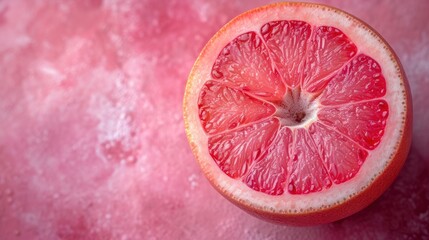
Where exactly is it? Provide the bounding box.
[183,2,413,226]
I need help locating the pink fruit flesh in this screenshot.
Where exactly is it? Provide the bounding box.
[198,20,388,195]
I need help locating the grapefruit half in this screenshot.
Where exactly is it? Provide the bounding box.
[183,2,412,225]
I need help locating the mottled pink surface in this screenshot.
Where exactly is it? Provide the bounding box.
[0,0,428,239]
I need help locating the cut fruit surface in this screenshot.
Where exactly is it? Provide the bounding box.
[184,2,412,225]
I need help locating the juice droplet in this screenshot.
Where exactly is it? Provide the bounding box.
[288,182,296,193]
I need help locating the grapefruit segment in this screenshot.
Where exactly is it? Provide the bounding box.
[318,100,389,150]
[208,118,279,178]
[244,127,292,195]
[288,129,332,194]
[261,20,311,88]
[302,26,357,92]
[309,122,368,184]
[211,31,285,101]
[198,80,276,134]
[320,54,387,105]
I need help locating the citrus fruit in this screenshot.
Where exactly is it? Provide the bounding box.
[183,2,412,225]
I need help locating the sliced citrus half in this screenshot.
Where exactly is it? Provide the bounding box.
[183,2,412,225]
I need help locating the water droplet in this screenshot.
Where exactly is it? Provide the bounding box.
[288,182,296,193]
[211,69,223,79]
[261,23,270,35]
[222,47,230,55]
[237,33,250,42]
[325,178,332,186]
[223,142,232,150]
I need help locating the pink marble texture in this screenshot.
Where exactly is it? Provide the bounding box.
[0,0,428,239]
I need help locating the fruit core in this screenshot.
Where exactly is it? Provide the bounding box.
[275,88,318,127]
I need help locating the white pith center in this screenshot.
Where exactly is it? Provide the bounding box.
[275,87,319,129]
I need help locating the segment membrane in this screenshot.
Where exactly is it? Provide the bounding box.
[318,100,389,150]
[244,127,293,195]
[208,118,279,178]
[198,81,276,135]
[288,129,332,194]
[261,20,311,88]
[211,32,285,101]
[309,122,368,184]
[320,54,387,105]
[302,26,357,92]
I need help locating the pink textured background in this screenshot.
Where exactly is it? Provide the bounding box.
[0,0,428,239]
